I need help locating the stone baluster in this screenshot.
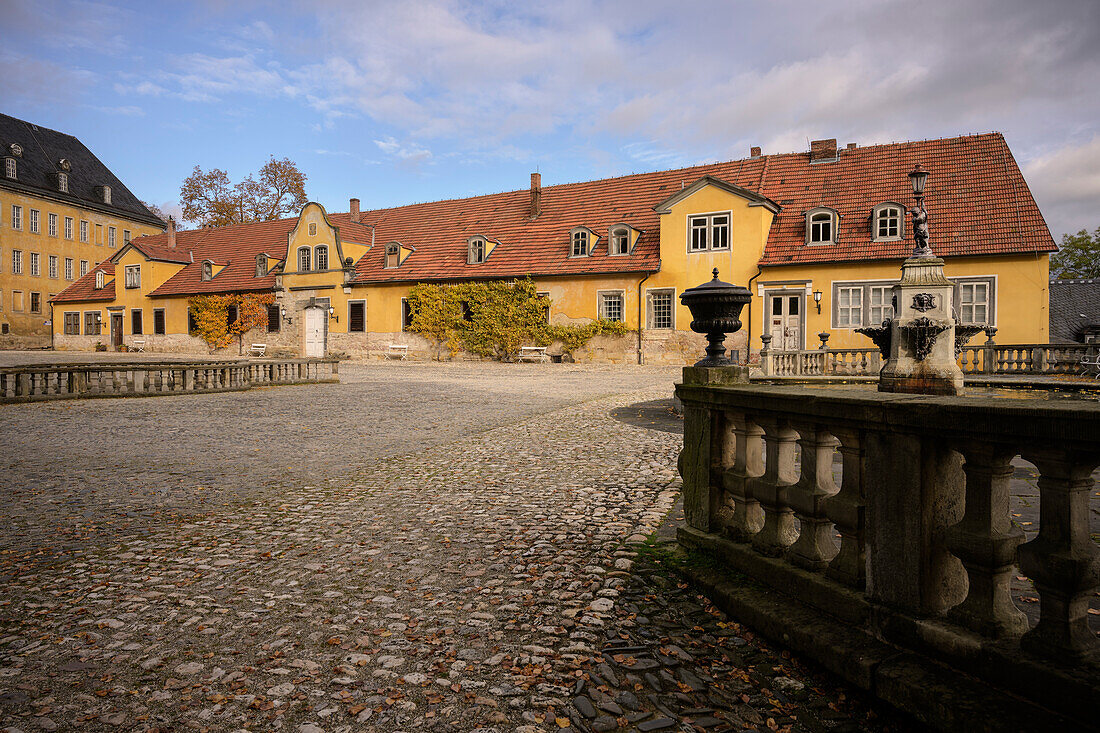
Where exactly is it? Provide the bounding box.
[825,427,867,588]
[750,417,799,556]
[787,423,839,570]
[722,412,764,541]
[1017,449,1100,662]
[945,444,1029,638]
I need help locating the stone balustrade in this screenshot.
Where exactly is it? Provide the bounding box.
[0,358,339,403]
[759,347,881,377]
[676,372,1098,727]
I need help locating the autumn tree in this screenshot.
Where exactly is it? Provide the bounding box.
[188,293,275,353]
[229,293,275,355]
[1051,226,1100,279]
[180,156,308,228]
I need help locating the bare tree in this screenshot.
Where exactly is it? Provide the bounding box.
[180,156,308,228]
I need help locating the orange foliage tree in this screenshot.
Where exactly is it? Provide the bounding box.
[188,293,275,353]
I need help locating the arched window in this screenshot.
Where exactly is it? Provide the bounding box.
[468,236,486,264]
[95,270,104,289]
[873,203,903,241]
[571,229,590,257]
[255,254,267,277]
[610,226,630,255]
[201,261,213,281]
[315,245,328,270]
[298,246,311,272]
[806,208,837,244]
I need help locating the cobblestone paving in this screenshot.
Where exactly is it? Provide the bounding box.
[0,363,919,732]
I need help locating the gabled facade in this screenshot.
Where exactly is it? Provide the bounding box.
[51,133,1055,362]
[0,112,165,347]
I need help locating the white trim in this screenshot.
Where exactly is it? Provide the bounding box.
[684,210,732,253]
[596,289,626,322]
[645,286,676,330]
[761,288,807,350]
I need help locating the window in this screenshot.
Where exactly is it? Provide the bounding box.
[64,217,73,239]
[959,282,990,325]
[314,245,328,271]
[29,252,40,276]
[266,305,279,333]
[48,255,58,279]
[647,289,674,329]
[836,287,863,327]
[537,291,551,324]
[401,298,413,331]
[201,261,213,281]
[4,158,14,179]
[11,249,22,274]
[57,172,68,192]
[125,265,141,288]
[30,292,41,313]
[95,270,105,289]
[385,243,401,269]
[298,246,312,272]
[64,258,73,281]
[108,227,116,248]
[11,205,21,230]
[102,186,111,204]
[188,310,198,335]
[255,254,268,277]
[688,213,730,252]
[348,301,366,332]
[599,291,624,322]
[84,311,100,335]
[80,220,88,242]
[571,229,590,257]
[63,312,80,335]
[874,204,902,241]
[610,227,630,255]
[48,213,57,237]
[468,237,486,264]
[308,222,317,236]
[13,290,24,312]
[30,209,40,234]
[809,210,831,244]
[226,304,238,328]
[123,230,131,245]
[154,308,166,335]
[131,309,143,335]
[80,260,89,277]
[96,224,102,245]
[868,286,892,325]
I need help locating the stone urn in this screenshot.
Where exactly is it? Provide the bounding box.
[679,268,752,366]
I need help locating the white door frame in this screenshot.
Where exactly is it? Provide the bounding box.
[764,289,806,351]
[303,305,327,357]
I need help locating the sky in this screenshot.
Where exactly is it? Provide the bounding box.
[2,0,1098,239]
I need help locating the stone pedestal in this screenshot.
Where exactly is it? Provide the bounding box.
[879,256,965,396]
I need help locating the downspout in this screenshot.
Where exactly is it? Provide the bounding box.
[745,266,762,364]
[637,270,652,365]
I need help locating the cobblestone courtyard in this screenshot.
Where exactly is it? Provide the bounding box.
[0,362,923,732]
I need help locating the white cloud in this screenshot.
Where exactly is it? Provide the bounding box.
[373,136,432,164]
[1024,135,1100,237]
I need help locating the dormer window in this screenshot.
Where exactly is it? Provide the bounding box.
[4,158,15,179]
[57,172,68,193]
[101,185,111,204]
[571,229,590,257]
[202,261,214,281]
[468,236,486,264]
[806,208,837,244]
[610,226,630,256]
[298,246,311,272]
[872,203,903,242]
[95,270,105,289]
[314,245,328,270]
[385,243,400,269]
[688,213,730,252]
[255,254,268,277]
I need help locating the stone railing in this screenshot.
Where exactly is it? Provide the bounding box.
[0,358,339,404]
[759,348,881,377]
[957,342,1095,375]
[675,373,1098,728]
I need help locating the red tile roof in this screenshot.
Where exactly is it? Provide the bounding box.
[50,261,115,303]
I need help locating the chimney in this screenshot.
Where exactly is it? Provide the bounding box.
[810,138,838,163]
[349,197,360,223]
[167,216,176,248]
[846,142,857,150]
[750,146,762,158]
[529,172,542,218]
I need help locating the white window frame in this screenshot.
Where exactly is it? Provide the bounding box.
[4,158,15,179]
[806,208,837,245]
[11,205,22,230]
[64,216,73,239]
[108,226,116,248]
[29,252,40,277]
[80,260,89,277]
[12,249,23,274]
[202,261,214,281]
[956,278,995,326]
[123,229,131,245]
[125,264,141,289]
[298,246,312,272]
[646,288,675,330]
[29,209,40,234]
[48,255,58,279]
[64,257,74,281]
[314,245,328,271]
[79,220,88,242]
[598,290,625,323]
[57,171,68,192]
[468,236,487,264]
[48,213,57,237]
[686,212,731,253]
[609,226,631,256]
[570,228,591,257]
[868,285,892,325]
[102,185,111,204]
[835,286,864,328]
[872,203,904,242]
[95,270,105,289]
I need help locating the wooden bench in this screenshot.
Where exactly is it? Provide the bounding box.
[1081,351,1100,378]
[518,346,548,363]
[131,339,146,353]
[249,343,267,357]
[387,344,408,360]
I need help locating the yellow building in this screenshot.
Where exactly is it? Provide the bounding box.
[52,133,1054,362]
[0,113,165,347]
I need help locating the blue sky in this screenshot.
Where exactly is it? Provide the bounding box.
[3,0,1098,238]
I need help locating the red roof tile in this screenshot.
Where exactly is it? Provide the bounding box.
[50,261,115,303]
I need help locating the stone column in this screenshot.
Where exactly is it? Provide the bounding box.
[723,413,764,541]
[750,417,799,555]
[826,427,867,588]
[787,423,839,570]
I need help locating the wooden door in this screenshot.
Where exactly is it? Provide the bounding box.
[111,314,124,350]
[768,294,802,351]
[304,308,325,357]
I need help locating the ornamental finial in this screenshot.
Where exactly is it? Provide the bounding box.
[712,268,719,280]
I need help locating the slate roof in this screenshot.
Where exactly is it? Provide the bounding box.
[51,261,116,304]
[0,113,165,228]
[1049,278,1100,343]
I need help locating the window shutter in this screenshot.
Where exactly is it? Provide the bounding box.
[349,302,365,332]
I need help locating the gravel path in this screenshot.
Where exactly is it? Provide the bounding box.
[0,362,918,732]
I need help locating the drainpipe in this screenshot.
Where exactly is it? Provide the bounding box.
[637,271,652,365]
[745,266,762,364]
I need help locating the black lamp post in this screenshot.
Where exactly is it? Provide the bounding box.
[679,268,752,366]
[907,164,932,258]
